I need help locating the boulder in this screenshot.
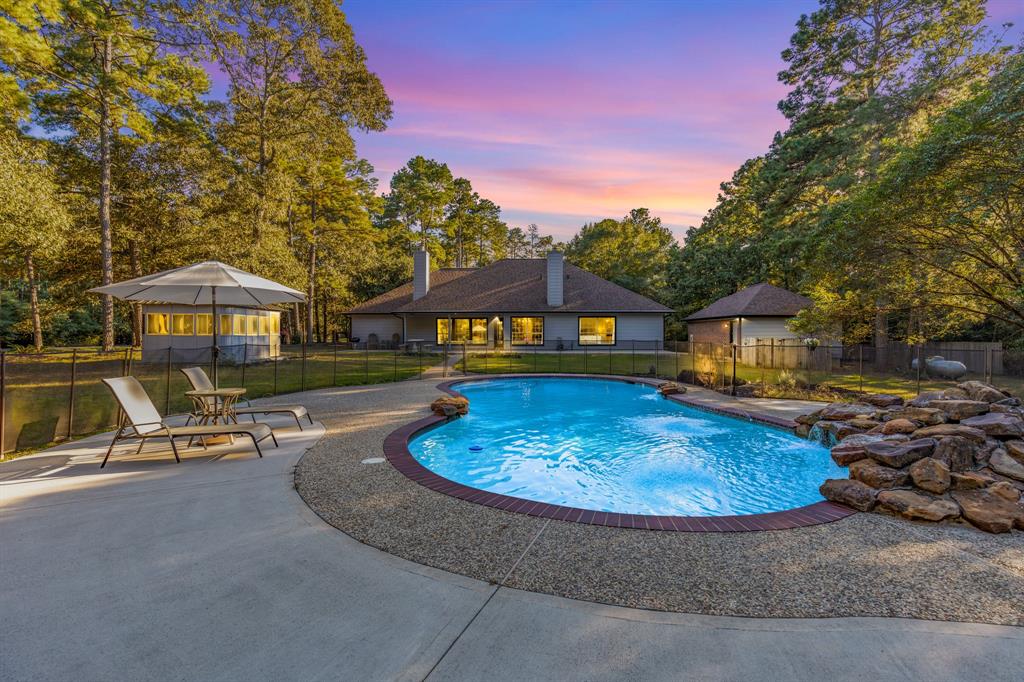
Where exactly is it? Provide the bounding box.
[794,410,822,426]
[885,407,947,426]
[847,417,881,430]
[996,397,1022,407]
[908,457,950,494]
[657,382,685,396]
[859,394,904,408]
[941,387,971,400]
[1004,440,1024,462]
[881,418,918,435]
[931,436,979,472]
[989,449,1024,481]
[430,396,469,417]
[837,433,888,447]
[910,423,987,443]
[989,403,1024,416]
[958,380,1009,403]
[809,420,864,447]
[908,391,944,407]
[865,438,936,468]
[924,399,990,421]
[877,490,960,522]
[960,413,1024,438]
[849,459,909,489]
[951,471,996,491]
[794,423,812,438]
[881,434,911,443]
[819,403,877,421]
[990,481,1021,502]
[950,489,1024,533]
[820,479,876,511]
[831,443,870,466]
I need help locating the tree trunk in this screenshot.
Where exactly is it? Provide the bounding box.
[99,32,115,351]
[129,240,143,347]
[26,254,42,352]
[321,290,328,343]
[306,199,316,344]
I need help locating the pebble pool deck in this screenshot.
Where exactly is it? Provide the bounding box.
[295,376,1024,624]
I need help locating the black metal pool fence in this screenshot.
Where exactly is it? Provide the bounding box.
[1,339,1019,455]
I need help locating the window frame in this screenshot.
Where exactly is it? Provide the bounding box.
[577,316,617,346]
[436,317,489,345]
[196,313,213,336]
[511,316,545,346]
[145,312,170,336]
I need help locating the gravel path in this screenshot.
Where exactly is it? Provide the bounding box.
[294,377,1024,625]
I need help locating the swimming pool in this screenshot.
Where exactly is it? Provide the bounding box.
[409,378,841,517]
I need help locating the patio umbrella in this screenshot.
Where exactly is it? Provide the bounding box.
[89,261,305,386]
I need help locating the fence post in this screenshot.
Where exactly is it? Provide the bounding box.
[302,342,308,391]
[859,344,864,394]
[0,351,6,455]
[655,344,660,378]
[986,348,992,384]
[333,343,338,386]
[731,344,738,396]
[364,345,369,383]
[584,345,588,374]
[67,349,78,439]
[631,340,636,375]
[463,343,467,376]
[273,352,279,395]
[164,347,172,415]
[241,343,248,389]
[915,344,923,395]
[418,346,422,378]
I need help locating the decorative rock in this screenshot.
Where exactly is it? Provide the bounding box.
[809,420,864,447]
[794,423,812,438]
[859,394,904,408]
[847,417,881,430]
[849,459,909,489]
[820,479,876,511]
[950,489,1024,533]
[910,423,987,443]
[908,391,944,407]
[960,413,1024,438]
[865,438,936,468]
[658,382,685,396]
[877,490,959,522]
[988,403,1024,415]
[794,410,822,426]
[989,449,1024,481]
[885,407,946,426]
[430,396,469,417]
[1005,440,1024,462]
[831,443,870,466]
[924,399,990,421]
[819,403,876,421]
[908,457,950,494]
[881,418,917,435]
[931,436,978,472]
[837,433,888,447]
[989,481,1021,502]
[881,434,911,443]
[996,397,1022,407]
[958,381,1008,403]
[951,471,995,490]
[941,387,970,400]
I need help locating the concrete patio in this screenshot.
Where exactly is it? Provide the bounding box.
[2,384,1023,681]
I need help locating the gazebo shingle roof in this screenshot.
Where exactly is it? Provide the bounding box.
[346,259,672,314]
[684,283,810,321]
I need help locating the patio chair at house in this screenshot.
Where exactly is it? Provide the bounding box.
[100,376,277,468]
[179,367,313,430]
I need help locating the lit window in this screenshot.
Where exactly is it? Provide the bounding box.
[247,315,259,336]
[471,319,487,345]
[146,313,169,335]
[196,314,213,336]
[512,317,544,345]
[220,314,232,336]
[171,314,194,336]
[437,318,488,344]
[232,314,246,336]
[579,317,615,345]
[259,316,269,335]
[270,313,280,334]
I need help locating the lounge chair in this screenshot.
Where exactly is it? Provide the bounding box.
[100,376,277,468]
[179,367,312,430]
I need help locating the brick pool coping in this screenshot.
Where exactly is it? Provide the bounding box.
[382,374,854,532]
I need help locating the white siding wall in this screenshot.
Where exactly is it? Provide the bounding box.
[351,315,403,345]
[738,317,798,344]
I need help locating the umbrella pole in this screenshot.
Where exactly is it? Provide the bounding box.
[212,286,219,388]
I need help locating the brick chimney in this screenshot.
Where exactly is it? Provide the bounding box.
[413,250,430,300]
[546,251,563,307]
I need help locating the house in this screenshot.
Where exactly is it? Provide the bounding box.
[684,283,811,346]
[346,251,671,349]
[141,305,282,363]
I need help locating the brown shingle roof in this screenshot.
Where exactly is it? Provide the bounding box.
[346,259,671,314]
[684,283,810,321]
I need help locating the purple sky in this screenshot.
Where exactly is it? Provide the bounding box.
[334,1,1021,241]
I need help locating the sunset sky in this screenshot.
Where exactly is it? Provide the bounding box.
[340,0,1022,241]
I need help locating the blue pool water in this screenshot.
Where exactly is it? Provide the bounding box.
[409,378,841,516]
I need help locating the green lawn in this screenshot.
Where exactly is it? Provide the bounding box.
[2,346,442,457]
